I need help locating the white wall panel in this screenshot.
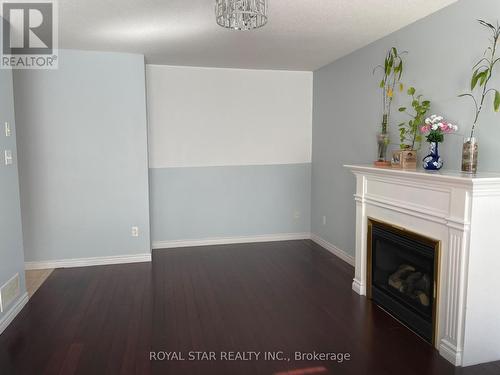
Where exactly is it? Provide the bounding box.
[147,65,312,168]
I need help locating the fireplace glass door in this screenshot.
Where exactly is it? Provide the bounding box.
[368,219,440,344]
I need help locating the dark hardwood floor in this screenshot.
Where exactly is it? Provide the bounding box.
[1,240,499,375]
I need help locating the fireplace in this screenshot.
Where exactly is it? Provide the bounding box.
[347,164,500,366]
[367,218,440,344]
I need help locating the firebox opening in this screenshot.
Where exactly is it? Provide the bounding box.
[367,218,440,344]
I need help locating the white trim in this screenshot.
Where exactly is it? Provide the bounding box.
[153,233,311,249]
[352,279,364,295]
[345,164,500,189]
[153,233,356,269]
[310,233,355,266]
[23,234,354,270]
[150,161,312,169]
[439,340,462,367]
[0,292,28,335]
[25,253,152,270]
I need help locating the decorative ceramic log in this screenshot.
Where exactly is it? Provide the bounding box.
[388,264,415,290]
[401,271,423,294]
[416,291,430,307]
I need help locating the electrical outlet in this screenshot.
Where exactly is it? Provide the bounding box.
[293,210,301,220]
[0,273,20,313]
[322,216,327,226]
[5,122,11,137]
[131,226,139,237]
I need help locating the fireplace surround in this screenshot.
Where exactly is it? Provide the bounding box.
[346,165,500,367]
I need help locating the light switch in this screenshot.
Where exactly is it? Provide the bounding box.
[4,122,11,137]
[4,150,13,165]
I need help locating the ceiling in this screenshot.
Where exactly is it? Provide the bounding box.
[59,0,458,71]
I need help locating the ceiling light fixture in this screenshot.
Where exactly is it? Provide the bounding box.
[215,0,267,31]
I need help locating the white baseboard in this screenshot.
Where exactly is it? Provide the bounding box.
[439,339,462,366]
[352,279,365,295]
[152,232,311,249]
[23,234,352,270]
[310,233,355,267]
[0,292,28,335]
[25,253,152,270]
[153,233,355,267]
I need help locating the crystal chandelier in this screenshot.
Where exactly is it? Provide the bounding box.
[215,0,268,31]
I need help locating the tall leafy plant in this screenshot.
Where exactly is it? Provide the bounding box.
[398,87,431,150]
[459,20,500,138]
[374,47,406,133]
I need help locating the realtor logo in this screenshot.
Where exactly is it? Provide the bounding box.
[1,0,58,69]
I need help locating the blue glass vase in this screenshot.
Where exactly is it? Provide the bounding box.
[423,142,443,170]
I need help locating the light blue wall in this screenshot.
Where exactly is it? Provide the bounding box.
[312,0,500,256]
[13,50,151,262]
[0,66,26,321]
[150,164,311,242]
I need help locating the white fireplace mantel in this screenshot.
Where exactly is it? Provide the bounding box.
[345,164,500,367]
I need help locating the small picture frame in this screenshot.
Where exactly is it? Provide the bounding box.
[392,150,417,169]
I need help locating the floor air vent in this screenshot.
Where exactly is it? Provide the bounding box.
[0,273,20,313]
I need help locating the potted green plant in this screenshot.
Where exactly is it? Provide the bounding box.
[398,87,431,150]
[373,47,406,166]
[459,20,500,173]
[393,87,431,169]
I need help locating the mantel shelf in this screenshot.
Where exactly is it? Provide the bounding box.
[344,164,500,188]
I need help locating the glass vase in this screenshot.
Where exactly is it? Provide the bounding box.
[376,132,390,162]
[461,137,478,174]
[422,142,443,171]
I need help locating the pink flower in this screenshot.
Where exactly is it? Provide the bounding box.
[441,122,457,133]
[421,125,431,133]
